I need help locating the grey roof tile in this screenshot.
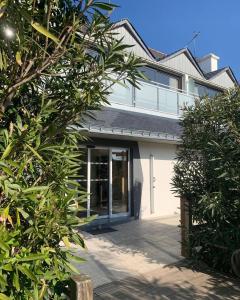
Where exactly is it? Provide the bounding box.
[149,48,167,60]
[82,107,181,138]
[204,67,227,79]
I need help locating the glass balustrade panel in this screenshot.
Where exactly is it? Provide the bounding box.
[158,88,178,114]
[135,83,158,110]
[109,82,133,106]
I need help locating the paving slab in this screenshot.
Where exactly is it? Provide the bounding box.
[94,261,240,300]
[76,215,182,288]
[73,215,240,299]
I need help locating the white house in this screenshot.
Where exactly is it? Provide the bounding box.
[79,19,238,223]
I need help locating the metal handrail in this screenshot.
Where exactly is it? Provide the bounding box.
[139,79,186,95]
[139,80,200,98]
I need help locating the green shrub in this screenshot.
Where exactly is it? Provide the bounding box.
[0,1,144,298]
[173,88,240,273]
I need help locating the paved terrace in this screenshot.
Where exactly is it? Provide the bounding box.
[75,215,240,299]
[77,215,181,287]
[94,260,240,299]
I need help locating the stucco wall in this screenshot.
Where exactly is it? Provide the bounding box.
[134,141,179,219]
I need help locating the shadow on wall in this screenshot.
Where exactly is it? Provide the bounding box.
[94,260,240,300]
[133,181,142,219]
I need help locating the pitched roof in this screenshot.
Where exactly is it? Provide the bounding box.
[205,66,238,84]
[82,107,181,141]
[204,67,227,79]
[113,19,155,60]
[113,19,238,85]
[159,48,206,77]
[149,48,167,60]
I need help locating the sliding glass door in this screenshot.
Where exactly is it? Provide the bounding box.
[112,149,129,214]
[79,147,130,218]
[90,149,109,216]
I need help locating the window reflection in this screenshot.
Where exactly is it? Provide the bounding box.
[90,149,109,216]
[194,82,220,97]
[112,150,128,214]
[140,66,180,90]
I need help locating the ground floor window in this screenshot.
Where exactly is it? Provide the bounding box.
[79,147,130,218]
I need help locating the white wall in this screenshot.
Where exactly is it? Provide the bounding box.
[133,141,179,219]
[160,53,203,80]
[209,72,235,89]
[112,26,151,60]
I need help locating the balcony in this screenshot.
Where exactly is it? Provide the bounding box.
[109,80,195,116]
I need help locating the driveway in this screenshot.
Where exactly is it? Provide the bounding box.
[76,215,181,288]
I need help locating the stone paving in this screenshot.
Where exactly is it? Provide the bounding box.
[94,260,240,299]
[76,215,182,288]
[75,215,240,299]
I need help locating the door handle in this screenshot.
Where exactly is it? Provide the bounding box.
[153,177,156,188]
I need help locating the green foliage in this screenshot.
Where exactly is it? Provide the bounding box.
[173,88,240,273]
[0,0,144,298]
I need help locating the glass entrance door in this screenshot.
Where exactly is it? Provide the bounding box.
[90,149,109,216]
[112,149,129,214]
[80,147,130,218]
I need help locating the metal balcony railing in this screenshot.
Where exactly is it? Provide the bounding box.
[109,80,196,116]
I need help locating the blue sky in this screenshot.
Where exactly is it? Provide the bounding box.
[111,0,240,80]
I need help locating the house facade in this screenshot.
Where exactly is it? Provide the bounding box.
[80,20,238,223]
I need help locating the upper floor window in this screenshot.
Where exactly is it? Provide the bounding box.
[140,66,181,90]
[194,82,221,97]
[189,79,221,97]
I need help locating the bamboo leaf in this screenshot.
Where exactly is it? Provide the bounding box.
[16,51,22,66]
[0,240,10,252]
[17,254,47,262]
[67,252,86,263]
[39,282,47,299]
[33,285,39,300]
[16,209,20,226]
[17,208,29,220]
[92,2,118,10]
[31,22,59,44]
[17,265,38,282]
[62,236,71,248]
[65,261,79,274]
[23,186,48,194]
[2,263,12,271]
[1,166,14,177]
[0,275,7,287]
[0,293,11,300]
[26,144,45,163]
[3,205,9,218]
[13,271,20,291]
[1,143,13,159]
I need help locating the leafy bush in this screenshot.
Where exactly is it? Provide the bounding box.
[0,1,143,298]
[173,88,240,273]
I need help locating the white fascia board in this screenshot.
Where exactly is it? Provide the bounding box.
[81,125,181,144]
